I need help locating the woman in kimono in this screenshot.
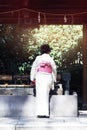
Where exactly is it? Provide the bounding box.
[30,44,57,118]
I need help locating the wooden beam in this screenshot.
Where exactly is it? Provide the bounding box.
[83,24,87,103]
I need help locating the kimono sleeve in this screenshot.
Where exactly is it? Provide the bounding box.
[51,59,57,82]
[30,57,38,81]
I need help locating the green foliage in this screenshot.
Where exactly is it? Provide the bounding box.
[0,24,83,74]
[33,25,83,72]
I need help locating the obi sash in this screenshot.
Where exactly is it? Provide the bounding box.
[37,62,52,73]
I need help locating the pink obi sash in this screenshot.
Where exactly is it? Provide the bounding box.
[37,62,52,73]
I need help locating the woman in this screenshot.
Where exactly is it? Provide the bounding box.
[30,44,57,118]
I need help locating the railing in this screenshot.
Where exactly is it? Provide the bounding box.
[0,75,12,81]
[0,74,30,84]
[0,75,35,95]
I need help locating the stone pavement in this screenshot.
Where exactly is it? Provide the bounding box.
[0,110,87,130]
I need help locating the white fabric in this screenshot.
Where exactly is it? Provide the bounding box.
[30,54,57,82]
[30,53,57,116]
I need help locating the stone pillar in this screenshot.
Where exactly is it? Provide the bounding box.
[83,25,87,103]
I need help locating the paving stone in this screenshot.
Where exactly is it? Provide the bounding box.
[16,116,87,130]
[0,117,18,130]
[0,112,87,130]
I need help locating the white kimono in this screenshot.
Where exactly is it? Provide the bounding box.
[30,53,57,116]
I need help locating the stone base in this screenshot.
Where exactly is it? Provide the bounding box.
[0,95,78,117]
[50,95,78,117]
[0,95,36,117]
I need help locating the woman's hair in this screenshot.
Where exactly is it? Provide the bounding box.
[40,44,51,54]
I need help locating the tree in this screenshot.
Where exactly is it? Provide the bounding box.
[0,24,83,75]
[32,25,83,72]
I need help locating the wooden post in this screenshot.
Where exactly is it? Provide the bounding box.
[83,25,87,104]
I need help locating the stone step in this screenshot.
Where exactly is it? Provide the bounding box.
[0,116,87,130]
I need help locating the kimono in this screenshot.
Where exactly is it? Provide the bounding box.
[30,53,57,117]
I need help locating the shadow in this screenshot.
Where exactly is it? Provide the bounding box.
[0,95,35,117]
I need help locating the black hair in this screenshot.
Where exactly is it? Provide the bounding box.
[40,44,51,54]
